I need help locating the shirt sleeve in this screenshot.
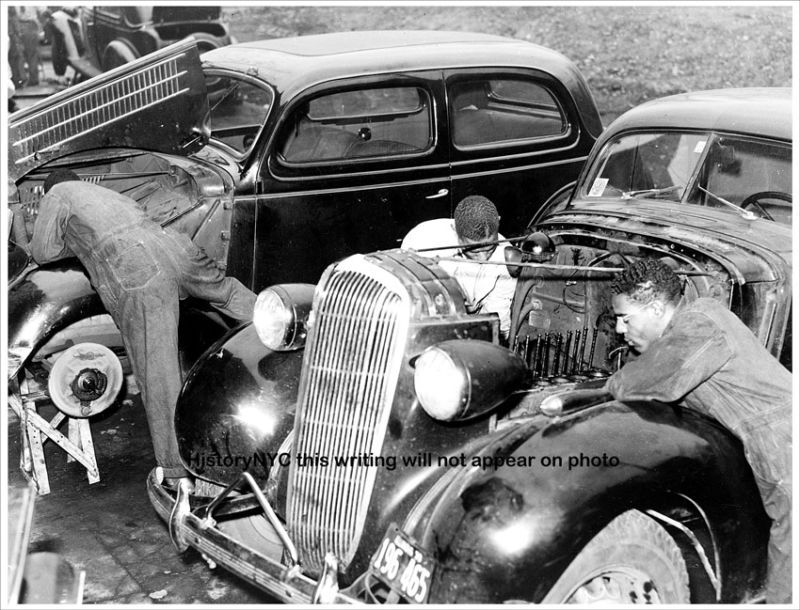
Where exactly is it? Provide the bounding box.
[606,310,734,403]
[29,192,71,263]
[480,271,516,338]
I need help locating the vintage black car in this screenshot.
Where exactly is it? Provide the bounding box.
[7,34,600,488]
[47,5,232,79]
[145,88,792,604]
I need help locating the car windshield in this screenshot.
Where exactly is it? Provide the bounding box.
[579,131,792,224]
[204,74,273,155]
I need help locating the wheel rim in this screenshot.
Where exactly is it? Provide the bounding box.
[567,569,662,605]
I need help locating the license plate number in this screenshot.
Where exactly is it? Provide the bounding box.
[370,525,434,603]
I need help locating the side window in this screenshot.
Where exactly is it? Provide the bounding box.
[205,75,273,154]
[279,86,432,163]
[449,78,566,148]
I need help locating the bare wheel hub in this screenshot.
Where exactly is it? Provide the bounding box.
[570,570,661,604]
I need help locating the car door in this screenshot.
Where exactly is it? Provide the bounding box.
[251,72,451,288]
[445,68,597,236]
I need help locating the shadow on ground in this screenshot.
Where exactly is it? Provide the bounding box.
[6,392,268,604]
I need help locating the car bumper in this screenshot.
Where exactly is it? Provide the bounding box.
[146,468,360,604]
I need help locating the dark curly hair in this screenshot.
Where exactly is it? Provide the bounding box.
[612,258,682,305]
[43,169,81,194]
[454,195,499,241]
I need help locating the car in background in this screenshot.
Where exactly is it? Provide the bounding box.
[147,88,791,603]
[46,5,232,80]
[7,32,601,490]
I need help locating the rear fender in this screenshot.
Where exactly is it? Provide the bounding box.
[419,400,768,603]
[8,261,232,381]
[8,261,105,379]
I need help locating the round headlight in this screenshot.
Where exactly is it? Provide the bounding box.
[414,347,469,421]
[253,288,294,350]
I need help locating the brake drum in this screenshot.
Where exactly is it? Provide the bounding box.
[47,343,124,418]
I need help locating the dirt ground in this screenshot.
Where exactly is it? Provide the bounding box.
[6,393,268,604]
[223,4,793,123]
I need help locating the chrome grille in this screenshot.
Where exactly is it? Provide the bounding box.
[11,56,189,166]
[288,256,410,574]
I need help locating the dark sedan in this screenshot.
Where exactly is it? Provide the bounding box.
[148,88,791,604]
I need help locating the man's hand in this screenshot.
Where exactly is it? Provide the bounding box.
[465,299,481,314]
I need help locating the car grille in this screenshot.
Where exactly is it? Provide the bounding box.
[287,256,410,574]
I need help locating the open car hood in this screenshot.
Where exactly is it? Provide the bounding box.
[8,39,209,182]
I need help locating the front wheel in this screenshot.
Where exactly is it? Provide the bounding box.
[541,509,690,604]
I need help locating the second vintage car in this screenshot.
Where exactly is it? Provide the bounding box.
[147,88,792,604]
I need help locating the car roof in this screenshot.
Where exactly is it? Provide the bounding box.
[201,30,594,104]
[602,88,792,142]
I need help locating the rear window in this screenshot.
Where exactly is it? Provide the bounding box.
[449,78,566,148]
[279,86,433,163]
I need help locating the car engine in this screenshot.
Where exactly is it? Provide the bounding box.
[508,228,732,384]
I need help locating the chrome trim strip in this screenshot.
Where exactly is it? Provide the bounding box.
[449,154,588,178]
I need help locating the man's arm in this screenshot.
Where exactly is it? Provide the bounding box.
[10,207,30,253]
[479,272,516,338]
[606,311,733,403]
[29,193,71,263]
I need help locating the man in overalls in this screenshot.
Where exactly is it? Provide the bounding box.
[606,258,792,604]
[29,170,257,490]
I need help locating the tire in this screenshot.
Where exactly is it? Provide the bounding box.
[217,515,285,561]
[540,509,690,604]
[194,479,285,561]
[188,31,225,55]
[101,39,138,71]
[51,31,69,76]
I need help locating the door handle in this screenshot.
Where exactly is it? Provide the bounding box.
[425,188,449,200]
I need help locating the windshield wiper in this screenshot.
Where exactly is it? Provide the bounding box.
[208,82,241,115]
[697,186,757,220]
[622,185,683,199]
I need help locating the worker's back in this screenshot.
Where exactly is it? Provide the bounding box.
[30,181,157,266]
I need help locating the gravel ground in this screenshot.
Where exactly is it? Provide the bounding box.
[223,4,793,122]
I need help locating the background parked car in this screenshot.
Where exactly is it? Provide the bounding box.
[148,88,791,604]
[46,5,232,81]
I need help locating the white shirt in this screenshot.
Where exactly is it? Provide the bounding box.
[401,218,516,337]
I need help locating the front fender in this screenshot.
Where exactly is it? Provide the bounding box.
[175,323,302,487]
[8,261,232,380]
[421,401,768,603]
[8,260,105,378]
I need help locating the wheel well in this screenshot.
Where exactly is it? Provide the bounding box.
[101,39,139,71]
[637,494,720,603]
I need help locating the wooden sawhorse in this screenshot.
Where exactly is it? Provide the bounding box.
[8,385,100,497]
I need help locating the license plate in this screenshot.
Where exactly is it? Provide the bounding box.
[370,524,434,603]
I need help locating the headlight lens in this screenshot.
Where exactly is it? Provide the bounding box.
[414,347,469,421]
[253,288,294,350]
[414,340,530,422]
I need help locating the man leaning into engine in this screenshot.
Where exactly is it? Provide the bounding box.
[28,170,258,492]
[606,258,792,604]
[402,195,516,340]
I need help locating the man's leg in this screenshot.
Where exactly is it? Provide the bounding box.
[21,21,41,86]
[166,231,256,321]
[747,417,793,605]
[760,479,793,604]
[118,285,188,479]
